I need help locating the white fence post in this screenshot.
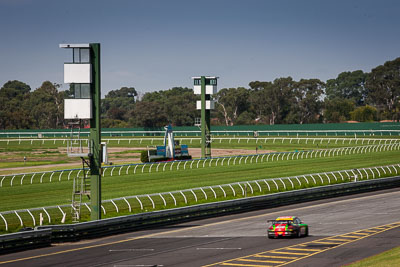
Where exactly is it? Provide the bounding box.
[218,185,227,197]
[271,179,279,190]
[0,213,8,231]
[190,189,197,203]
[135,196,143,210]
[14,211,23,227]
[159,193,167,206]
[169,192,177,206]
[42,207,51,223]
[180,191,188,204]
[147,195,155,209]
[228,184,236,196]
[110,200,119,213]
[123,197,132,212]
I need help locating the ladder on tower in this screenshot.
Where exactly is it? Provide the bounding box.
[71,158,91,222]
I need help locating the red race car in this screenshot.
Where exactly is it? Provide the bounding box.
[267,216,309,239]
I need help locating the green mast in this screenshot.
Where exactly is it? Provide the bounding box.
[193,76,218,159]
[89,43,102,221]
[61,43,102,221]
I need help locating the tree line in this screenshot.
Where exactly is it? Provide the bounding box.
[1,57,400,129]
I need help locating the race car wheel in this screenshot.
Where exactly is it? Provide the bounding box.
[305,227,309,237]
[297,230,301,238]
[268,235,274,239]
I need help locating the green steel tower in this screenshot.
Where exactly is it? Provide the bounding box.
[60,43,102,221]
[192,76,218,158]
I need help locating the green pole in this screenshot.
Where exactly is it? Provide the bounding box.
[205,92,211,158]
[200,76,211,159]
[89,43,102,221]
[201,76,206,158]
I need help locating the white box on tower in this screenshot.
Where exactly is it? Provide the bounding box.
[64,64,92,84]
[64,99,92,119]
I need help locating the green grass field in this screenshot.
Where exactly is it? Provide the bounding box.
[347,246,400,267]
[0,150,398,211]
[0,136,396,171]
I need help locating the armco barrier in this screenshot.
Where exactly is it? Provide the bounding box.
[0,228,52,254]
[23,175,399,243]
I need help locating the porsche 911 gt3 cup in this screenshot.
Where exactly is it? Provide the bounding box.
[268,216,309,238]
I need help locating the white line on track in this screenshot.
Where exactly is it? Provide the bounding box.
[197,247,242,250]
[109,249,155,252]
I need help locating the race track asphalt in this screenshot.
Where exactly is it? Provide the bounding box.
[1,188,400,267]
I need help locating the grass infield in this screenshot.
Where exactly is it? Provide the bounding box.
[346,246,400,267]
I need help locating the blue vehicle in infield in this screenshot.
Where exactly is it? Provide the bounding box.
[268,216,309,239]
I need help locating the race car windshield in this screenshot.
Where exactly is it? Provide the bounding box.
[271,220,292,225]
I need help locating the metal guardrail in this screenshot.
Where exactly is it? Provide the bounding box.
[1,137,400,146]
[1,129,400,138]
[1,164,399,232]
[2,142,399,188]
[0,228,52,254]
[2,175,399,251]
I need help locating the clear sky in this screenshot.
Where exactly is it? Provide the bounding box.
[0,0,399,97]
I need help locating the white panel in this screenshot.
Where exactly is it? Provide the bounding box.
[196,100,215,110]
[193,85,217,95]
[64,64,92,83]
[206,85,217,95]
[194,85,201,94]
[192,76,218,79]
[64,99,92,119]
[60,43,90,48]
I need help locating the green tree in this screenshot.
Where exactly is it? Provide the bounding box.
[214,87,250,126]
[0,80,32,129]
[102,87,137,123]
[62,84,75,98]
[136,87,197,127]
[324,98,355,122]
[326,70,367,105]
[289,79,325,124]
[350,105,377,122]
[160,87,197,126]
[28,81,64,129]
[248,81,272,124]
[130,101,167,127]
[366,57,400,121]
[249,77,295,125]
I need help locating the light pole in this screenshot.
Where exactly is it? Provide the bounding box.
[192,76,218,158]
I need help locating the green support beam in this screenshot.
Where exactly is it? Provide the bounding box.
[89,43,102,221]
[200,76,211,158]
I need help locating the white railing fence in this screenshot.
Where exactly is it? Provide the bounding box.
[0,164,398,232]
[1,137,400,147]
[2,143,400,188]
[1,129,400,138]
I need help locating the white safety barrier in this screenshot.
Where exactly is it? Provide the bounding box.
[2,142,399,189]
[1,164,399,232]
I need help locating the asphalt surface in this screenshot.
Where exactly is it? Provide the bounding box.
[1,188,400,267]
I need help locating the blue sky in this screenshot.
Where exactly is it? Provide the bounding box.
[0,0,399,97]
